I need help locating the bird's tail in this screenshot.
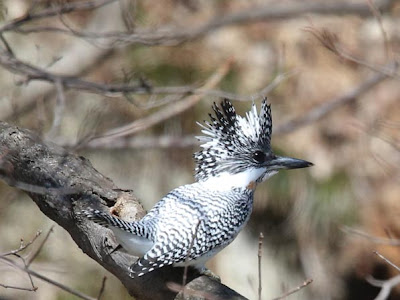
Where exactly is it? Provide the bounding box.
[79,208,143,236]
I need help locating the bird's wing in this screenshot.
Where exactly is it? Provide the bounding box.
[129,187,208,278]
[128,221,204,278]
[129,185,253,278]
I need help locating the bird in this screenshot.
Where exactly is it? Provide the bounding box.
[81,98,313,278]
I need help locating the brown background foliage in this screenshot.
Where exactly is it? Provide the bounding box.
[0,0,400,299]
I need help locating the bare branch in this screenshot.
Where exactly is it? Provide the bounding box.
[0,1,119,122]
[342,226,400,246]
[0,0,117,33]
[56,58,395,150]
[0,33,14,55]
[88,59,232,145]
[366,275,400,300]
[46,80,66,140]
[5,0,395,47]
[97,276,107,300]
[27,226,54,267]
[0,231,43,292]
[0,226,107,299]
[0,282,37,291]
[0,256,96,300]
[258,232,263,300]
[61,135,198,151]
[374,251,400,273]
[304,26,398,78]
[0,231,42,257]
[271,279,313,300]
[274,62,397,135]
[0,230,47,293]
[0,47,288,104]
[366,0,392,60]
[0,228,53,292]
[1,253,37,291]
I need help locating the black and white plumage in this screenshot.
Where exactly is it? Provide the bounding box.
[194,99,273,181]
[81,98,312,278]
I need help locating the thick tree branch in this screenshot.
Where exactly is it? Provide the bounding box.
[0,122,246,300]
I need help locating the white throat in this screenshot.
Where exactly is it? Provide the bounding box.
[200,168,277,190]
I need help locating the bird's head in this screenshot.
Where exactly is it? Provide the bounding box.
[194,98,312,188]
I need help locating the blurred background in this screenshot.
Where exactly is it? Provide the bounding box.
[0,0,400,299]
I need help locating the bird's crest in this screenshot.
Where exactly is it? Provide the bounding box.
[194,98,272,181]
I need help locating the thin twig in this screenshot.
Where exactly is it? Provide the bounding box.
[0,231,42,257]
[18,253,37,291]
[0,0,116,33]
[0,33,14,56]
[5,0,394,47]
[342,226,400,246]
[366,274,400,300]
[274,61,397,135]
[46,79,66,140]
[89,59,232,145]
[27,226,54,266]
[374,251,400,273]
[258,232,264,300]
[97,276,107,300]
[0,282,37,291]
[367,0,391,61]
[271,278,313,300]
[332,47,398,78]
[0,256,96,300]
[64,135,198,150]
[1,252,37,291]
[0,231,44,292]
[0,254,37,290]
[305,26,398,79]
[65,60,395,149]
[0,49,283,101]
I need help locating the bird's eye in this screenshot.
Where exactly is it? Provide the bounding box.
[252,151,266,163]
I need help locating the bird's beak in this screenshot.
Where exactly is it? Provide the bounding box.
[266,156,313,170]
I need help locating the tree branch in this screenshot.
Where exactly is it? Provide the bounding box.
[367,275,400,300]
[4,0,395,47]
[0,122,246,300]
[0,0,117,33]
[89,59,232,145]
[274,62,397,135]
